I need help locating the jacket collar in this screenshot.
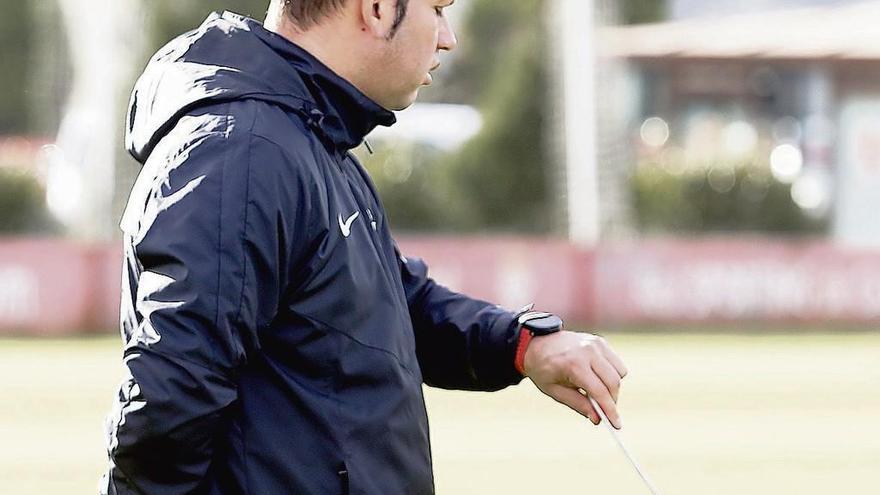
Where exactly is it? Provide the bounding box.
[237,13,397,150]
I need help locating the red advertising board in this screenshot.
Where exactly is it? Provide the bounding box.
[398,236,594,323]
[0,239,120,334]
[595,238,880,324]
[2,236,880,335]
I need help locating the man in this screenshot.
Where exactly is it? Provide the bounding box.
[102,1,628,493]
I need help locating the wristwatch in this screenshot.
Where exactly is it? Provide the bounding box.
[513,305,563,375]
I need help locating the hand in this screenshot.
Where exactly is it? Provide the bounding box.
[523,331,628,429]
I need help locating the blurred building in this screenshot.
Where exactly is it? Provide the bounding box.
[603,1,880,246]
[671,0,867,18]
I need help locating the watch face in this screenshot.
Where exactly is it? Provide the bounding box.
[519,312,563,335]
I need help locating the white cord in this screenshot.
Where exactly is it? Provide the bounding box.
[588,396,665,495]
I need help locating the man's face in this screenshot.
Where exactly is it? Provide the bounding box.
[374,0,457,110]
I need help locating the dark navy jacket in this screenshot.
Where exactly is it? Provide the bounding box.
[102,12,523,495]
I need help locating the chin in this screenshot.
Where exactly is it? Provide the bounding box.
[387,91,420,112]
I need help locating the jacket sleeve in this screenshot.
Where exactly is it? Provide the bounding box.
[103,129,301,494]
[399,253,525,391]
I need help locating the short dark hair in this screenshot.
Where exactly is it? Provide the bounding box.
[281,0,409,37]
[281,0,346,29]
[389,0,409,39]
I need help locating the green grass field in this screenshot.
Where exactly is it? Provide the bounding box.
[1,332,878,494]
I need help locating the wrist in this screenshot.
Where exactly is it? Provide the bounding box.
[512,309,563,376]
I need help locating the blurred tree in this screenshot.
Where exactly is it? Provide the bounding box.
[366,0,553,234]
[0,0,33,133]
[357,143,456,231]
[149,1,269,48]
[0,169,60,234]
[27,0,70,138]
[442,3,550,233]
[620,0,667,24]
[632,164,825,234]
[442,0,552,233]
[424,1,535,106]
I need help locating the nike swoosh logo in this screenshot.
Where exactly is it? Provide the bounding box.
[338,211,360,238]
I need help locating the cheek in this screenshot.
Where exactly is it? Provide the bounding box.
[387,43,429,81]
[399,17,440,66]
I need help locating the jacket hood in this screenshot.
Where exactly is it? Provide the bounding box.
[125,11,396,162]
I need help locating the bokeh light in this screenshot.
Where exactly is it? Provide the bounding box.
[770,143,804,184]
[640,116,670,148]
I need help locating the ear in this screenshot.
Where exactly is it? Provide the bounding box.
[358,0,398,39]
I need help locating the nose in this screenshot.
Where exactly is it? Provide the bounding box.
[438,16,458,52]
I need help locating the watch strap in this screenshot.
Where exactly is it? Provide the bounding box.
[514,327,533,376]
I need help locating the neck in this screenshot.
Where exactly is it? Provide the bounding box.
[264,12,369,97]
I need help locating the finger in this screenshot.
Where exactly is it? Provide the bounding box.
[596,337,628,379]
[591,357,622,403]
[569,366,622,429]
[546,384,600,425]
